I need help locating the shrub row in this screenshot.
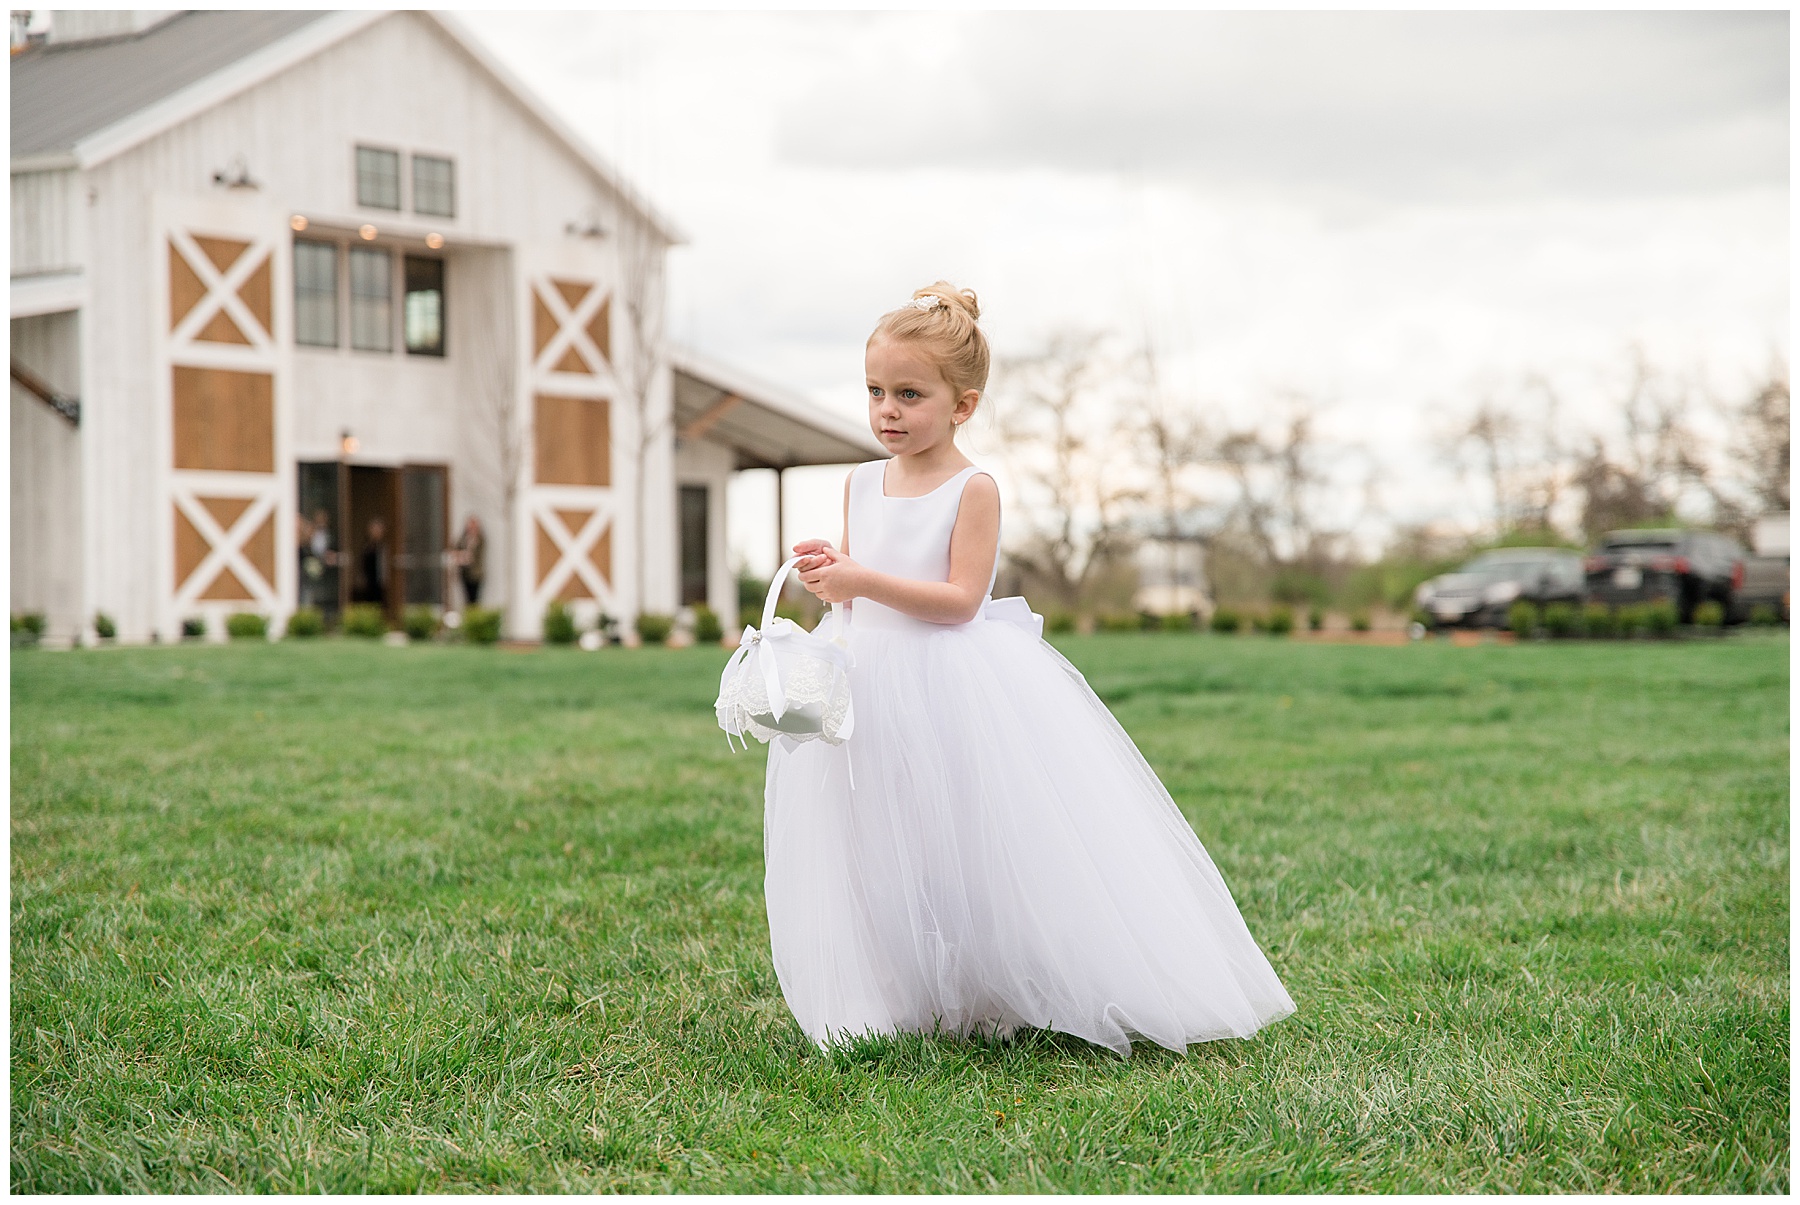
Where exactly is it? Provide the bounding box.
[191,604,504,643]
[1507,598,1706,639]
[25,601,734,648]
[1038,607,1377,636]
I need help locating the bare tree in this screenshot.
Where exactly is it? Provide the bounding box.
[1208,399,1348,571]
[614,211,669,623]
[1440,373,1571,539]
[1572,347,1716,540]
[994,333,1146,612]
[464,249,522,618]
[1449,392,1520,535]
[1714,357,1790,528]
[1129,343,1216,608]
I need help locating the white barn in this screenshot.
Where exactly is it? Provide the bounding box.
[10,10,879,644]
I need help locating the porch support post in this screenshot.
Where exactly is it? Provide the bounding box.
[773,465,785,573]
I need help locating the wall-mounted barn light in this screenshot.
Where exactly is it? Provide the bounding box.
[211,156,259,190]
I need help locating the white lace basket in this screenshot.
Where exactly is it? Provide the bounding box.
[715,556,855,751]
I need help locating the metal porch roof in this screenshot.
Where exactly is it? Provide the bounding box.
[671,346,884,471]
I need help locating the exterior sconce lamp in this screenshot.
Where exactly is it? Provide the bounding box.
[340,429,358,457]
[289,214,308,232]
[425,232,444,250]
[211,155,259,190]
[358,224,377,241]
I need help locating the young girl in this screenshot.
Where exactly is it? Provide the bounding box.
[764,282,1294,1056]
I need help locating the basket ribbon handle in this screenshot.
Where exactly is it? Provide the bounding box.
[762,555,851,634]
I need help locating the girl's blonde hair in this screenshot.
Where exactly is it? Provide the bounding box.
[869,282,991,400]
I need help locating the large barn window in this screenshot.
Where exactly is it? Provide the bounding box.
[349,246,393,352]
[412,155,455,218]
[355,146,401,210]
[294,239,339,347]
[404,256,445,356]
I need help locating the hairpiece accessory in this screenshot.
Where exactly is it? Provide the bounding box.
[909,295,943,311]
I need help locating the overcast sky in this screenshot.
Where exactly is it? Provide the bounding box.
[459,9,1788,574]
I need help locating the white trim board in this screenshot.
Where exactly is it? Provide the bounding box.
[11,271,86,319]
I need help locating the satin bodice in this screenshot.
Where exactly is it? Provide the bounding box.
[846,460,998,634]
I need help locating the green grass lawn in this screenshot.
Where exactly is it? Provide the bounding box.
[11,633,1789,1192]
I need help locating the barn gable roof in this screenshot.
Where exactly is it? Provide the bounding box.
[9,9,684,243]
[11,10,329,160]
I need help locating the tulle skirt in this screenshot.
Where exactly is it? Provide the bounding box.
[763,614,1296,1056]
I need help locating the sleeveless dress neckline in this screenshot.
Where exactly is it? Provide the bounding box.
[880,461,977,500]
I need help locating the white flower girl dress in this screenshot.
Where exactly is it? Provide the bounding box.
[764,460,1295,1055]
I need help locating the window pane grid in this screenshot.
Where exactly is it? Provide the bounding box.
[293,239,338,348]
[355,146,400,210]
[349,246,393,352]
[412,155,455,218]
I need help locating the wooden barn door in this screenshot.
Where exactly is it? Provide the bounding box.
[522,272,617,631]
[156,197,291,637]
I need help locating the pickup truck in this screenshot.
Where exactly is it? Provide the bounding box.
[1735,512,1789,622]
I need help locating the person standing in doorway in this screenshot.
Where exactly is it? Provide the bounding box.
[357,518,388,607]
[296,512,317,607]
[301,509,336,609]
[455,515,486,607]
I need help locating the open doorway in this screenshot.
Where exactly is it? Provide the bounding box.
[297,462,448,623]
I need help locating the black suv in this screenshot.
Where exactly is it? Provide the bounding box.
[1584,528,1745,622]
[1414,548,1586,629]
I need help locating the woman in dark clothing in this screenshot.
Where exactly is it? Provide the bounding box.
[455,515,486,606]
[357,518,388,606]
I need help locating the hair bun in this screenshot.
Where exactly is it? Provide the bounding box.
[873,280,992,399]
[912,282,980,322]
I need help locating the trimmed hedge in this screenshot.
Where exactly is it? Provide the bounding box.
[403,606,439,642]
[542,601,578,645]
[692,604,724,644]
[463,606,503,645]
[343,605,386,639]
[1508,600,1539,639]
[286,607,325,638]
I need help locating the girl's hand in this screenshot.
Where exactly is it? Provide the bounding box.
[798,548,863,604]
[790,538,835,574]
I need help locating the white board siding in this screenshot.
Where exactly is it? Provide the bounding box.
[78,170,162,642]
[447,246,517,618]
[9,312,84,640]
[10,169,83,278]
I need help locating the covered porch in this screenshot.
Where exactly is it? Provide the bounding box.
[669,345,883,626]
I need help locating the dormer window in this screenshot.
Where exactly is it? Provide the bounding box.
[413,155,455,218]
[355,146,400,210]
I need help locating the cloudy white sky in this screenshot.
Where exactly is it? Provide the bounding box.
[458,9,1788,574]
